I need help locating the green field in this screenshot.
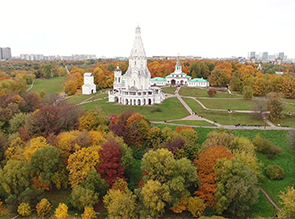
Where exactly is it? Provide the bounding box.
[199,98,255,110]
[82,97,190,121]
[179,87,241,98]
[67,92,108,104]
[183,98,267,126]
[29,76,67,94]
[162,86,177,94]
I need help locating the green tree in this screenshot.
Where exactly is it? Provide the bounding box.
[0,160,30,195]
[140,180,171,218]
[266,92,284,121]
[70,185,99,211]
[103,188,137,219]
[242,85,253,100]
[30,145,60,191]
[214,158,259,218]
[42,64,52,79]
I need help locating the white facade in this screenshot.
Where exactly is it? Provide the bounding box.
[82,73,97,94]
[108,26,165,105]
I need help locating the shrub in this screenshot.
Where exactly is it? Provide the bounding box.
[207,88,217,96]
[151,107,162,113]
[265,165,285,180]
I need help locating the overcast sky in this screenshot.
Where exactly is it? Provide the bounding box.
[2,0,295,59]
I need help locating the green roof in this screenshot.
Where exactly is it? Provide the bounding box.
[151,77,166,81]
[189,78,208,82]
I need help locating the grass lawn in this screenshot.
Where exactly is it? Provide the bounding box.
[283,102,295,112]
[272,116,295,127]
[82,97,189,121]
[183,98,267,126]
[162,87,177,94]
[198,98,255,110]
[179,87,240,98]
[29,76,67,94]
[232,129,294,216]
[67,92,108,104]
[167,120,216,126]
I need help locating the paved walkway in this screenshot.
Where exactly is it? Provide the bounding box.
[26,79,35,92]
[155,88,294,130]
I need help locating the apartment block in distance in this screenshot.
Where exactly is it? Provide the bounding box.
[0,47,12,60]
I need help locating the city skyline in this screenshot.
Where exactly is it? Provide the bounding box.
[1,0,295,59]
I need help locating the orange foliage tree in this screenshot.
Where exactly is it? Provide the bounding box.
[194,146,234,208]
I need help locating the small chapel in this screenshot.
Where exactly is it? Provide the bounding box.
[82,73,96,94]
[108,26,165,105]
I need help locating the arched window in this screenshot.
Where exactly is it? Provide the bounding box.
[134,80,135,86]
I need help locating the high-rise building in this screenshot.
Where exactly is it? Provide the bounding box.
[260,52,268,60]
[278,52,284,60]
[0,47,12,60]
[248,51,256,58]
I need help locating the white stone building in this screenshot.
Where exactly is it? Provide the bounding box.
[82,73,97,94]
[150,57,209,88]
[108,26,165,105]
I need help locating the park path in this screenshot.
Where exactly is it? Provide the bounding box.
[26,79,35,92]
[174,87,222,127]
[259,187,283,215]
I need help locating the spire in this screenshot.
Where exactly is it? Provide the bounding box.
[176,54,181,67]
[130,26,146,58]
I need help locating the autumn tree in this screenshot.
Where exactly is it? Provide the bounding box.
[23,136,49,162]
[103,187,137,219]
[22,92,43,112]
[214,158,259,218]
[36,198,53,218]
[67,146,100,187]
[17,202,32,216]
[194,146,234,208]
[140,179,171,218]
[81,206,96,219]
[96,139,125,185]
[202,130,235,148]
[140,148,198,214]
[79,109,108,131]
[55,203,69,219]
[279,186,295,218]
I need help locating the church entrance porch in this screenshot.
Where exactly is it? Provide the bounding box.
[171,79,176,86]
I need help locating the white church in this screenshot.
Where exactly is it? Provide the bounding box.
[108,26,165,105]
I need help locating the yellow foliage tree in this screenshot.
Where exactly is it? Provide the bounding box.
[56,131,80,160]
[111,177,128,192]
[5,137,26,160]
[55,203,68,219]
[170,196,188,213]
[279,186,295,218]
[67,146,101,187]
[36,198,53,217]
[187,196,206,218]
[0,198,2,207]
[23,136,49,162]
[17,202,32,216]
[81,206,97,219]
